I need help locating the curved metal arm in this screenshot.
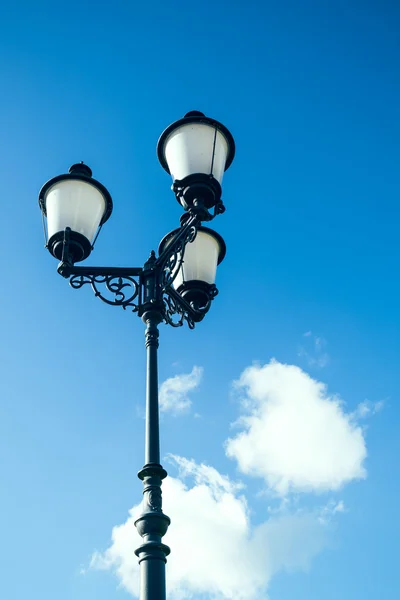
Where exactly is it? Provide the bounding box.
[156,214,199,267]
[156,214,199,291]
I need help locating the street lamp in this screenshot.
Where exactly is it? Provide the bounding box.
[38,111,235,600]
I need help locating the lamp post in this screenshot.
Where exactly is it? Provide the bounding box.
[38,111,235,600]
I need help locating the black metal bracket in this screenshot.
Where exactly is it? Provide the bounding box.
[56,214,219,328]
[69,268,142,311]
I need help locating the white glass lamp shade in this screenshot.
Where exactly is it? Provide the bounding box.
[164,123,228,183]
[175,230,223,288]
[158,112,235,184]
[45,179,107,243]
[159,227,226,292]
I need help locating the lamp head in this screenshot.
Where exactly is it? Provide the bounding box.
[157,111,235,218]
[39,163,113,263]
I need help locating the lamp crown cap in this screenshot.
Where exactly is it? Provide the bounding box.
[69,162,92,177]
[184,110,205,118]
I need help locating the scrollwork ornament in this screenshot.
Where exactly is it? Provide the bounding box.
[69,274,140,311]
[162,291,195,329]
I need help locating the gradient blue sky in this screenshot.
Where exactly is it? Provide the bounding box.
[0,1,399,599]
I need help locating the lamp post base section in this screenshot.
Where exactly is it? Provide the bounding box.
[135,464,171,600]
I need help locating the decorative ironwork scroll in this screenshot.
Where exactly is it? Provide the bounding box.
[158,222,198,290]
[69,272,141,311]
[162,290,196,329]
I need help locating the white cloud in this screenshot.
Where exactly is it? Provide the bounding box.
[168,454,244,495]
[91,456,332,600]
[225,360,367,496]
[159,366,203,414]
[91,362,374,598]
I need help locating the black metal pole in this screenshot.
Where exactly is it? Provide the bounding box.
[135,254,170,600]
[144,314,162,466]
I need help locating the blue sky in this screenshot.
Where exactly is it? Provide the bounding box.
[0,1,399,598]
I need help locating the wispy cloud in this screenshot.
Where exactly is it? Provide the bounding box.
[298,332,330,368]
[352,399,385,420]
[226,360,367,496]
[159,366,203,415]
[318,499,346,524]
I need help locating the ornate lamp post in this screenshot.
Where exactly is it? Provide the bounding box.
[38,111,235,600]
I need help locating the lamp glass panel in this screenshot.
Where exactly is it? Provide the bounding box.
[46,179,106,242]
[173,231,221,289]
[164,123,228,183]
